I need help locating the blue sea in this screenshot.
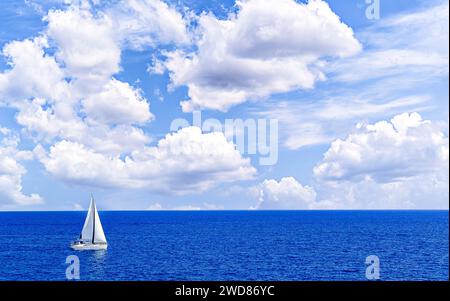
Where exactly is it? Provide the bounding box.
[0,211,448,281]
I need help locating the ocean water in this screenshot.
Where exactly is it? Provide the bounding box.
[0,211,448,281]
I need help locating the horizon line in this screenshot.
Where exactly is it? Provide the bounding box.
[0,209,448,212]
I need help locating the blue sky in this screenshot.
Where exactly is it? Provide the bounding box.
[0,0,448,210]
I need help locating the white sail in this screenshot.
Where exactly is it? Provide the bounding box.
[80,197,107,244]
[93,201,107,244]
[80,198,94,242]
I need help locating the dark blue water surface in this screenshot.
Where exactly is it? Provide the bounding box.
[0,211,448,280]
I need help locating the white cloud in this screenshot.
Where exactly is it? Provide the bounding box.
[316,174,449,209]
[0,7,154,156]
[202,202,225,210]
[82,78,153,125]
[45,7,121,91]
[0,129,43,206]
[2,0,447,211]
[0,36,67,104]
[254,177,317,209]
[328,1,449,84]
[253,2,449,151]
[172,205,202,211]
[255,95,430,150]
[163,0,361,111]
[366,1,448,55]
[146,203,163,210]
[14,97,151,155]
[314,112,449,183]
[329,49,448,84]
[37,127,256,194]
[108,0,190,50]
[0,2,263,200]
[253,113,449,210]
[146,202,224,210]
[313,112,449,209]
[72,203,83,210]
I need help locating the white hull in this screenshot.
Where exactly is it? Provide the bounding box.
[71,243,108,251]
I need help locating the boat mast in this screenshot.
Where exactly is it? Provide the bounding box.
[91,194,95,244]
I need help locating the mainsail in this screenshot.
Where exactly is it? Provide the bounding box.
[80,196,107,244]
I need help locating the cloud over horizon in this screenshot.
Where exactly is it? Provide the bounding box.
[253,113,449,210]
[36,126,256,194]
[0,0,448,209]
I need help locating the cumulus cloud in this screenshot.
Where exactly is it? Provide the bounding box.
[0,36,67,104]
[253,2,449,152]
[0,129,43,206]
[254,177,317,209]
[2,0,446,211]
[314,112,449,183]
[15,97,151,155]
[253,113,449,210]
[45,7,121,91]
[0,7,154,155]
[313,113,449,209]
[160,0,360,111]
[37,127,256,194]
[82,78,153,125]
[163,0,361,112]
[0,1,263,201]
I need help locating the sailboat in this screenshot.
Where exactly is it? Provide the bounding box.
[70,195,108,250]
